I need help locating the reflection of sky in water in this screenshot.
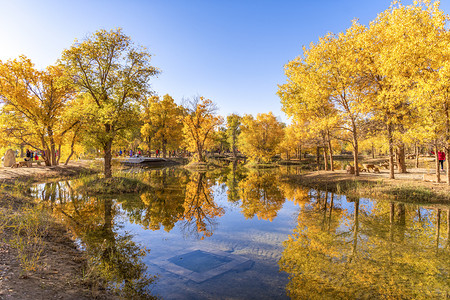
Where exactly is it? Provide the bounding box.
[113,186,298,299]
[31,172,449,300]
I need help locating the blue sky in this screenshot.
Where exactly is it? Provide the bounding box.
[1,0,449,122]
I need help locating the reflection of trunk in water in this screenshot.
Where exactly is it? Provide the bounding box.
[397,203,406,242]
[389,202,395,265]
[327,193,334,232]
[182,172,222,239]
[447,210,450,249]
[321,191,328,231]
[416,206,422,222]
[436,209,441,252]
[349,199,360,263]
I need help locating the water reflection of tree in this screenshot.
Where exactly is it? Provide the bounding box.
[182,172,225,239]
[123,169,188,232]
[225,161,246,203]
[238,170,285,221]
[280,193,450,299]
[36,183,157,299]
[278,181,310,206]
[121,169,225,240]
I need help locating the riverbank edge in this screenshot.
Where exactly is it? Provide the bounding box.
[0,161,119,299]
[281,170,450,205]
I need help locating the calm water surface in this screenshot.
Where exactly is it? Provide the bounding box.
[31,165,450,299]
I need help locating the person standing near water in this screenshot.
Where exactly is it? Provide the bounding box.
[438,150,446,171]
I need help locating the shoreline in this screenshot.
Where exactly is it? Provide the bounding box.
[0,160,116,300]
[281,168,450,205]
[0,160,97,184]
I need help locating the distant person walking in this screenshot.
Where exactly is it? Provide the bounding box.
[438,150,446,170]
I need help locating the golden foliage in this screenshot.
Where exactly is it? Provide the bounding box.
[238,112,284,163]
[182,96,223,162]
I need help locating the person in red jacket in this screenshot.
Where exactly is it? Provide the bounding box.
[438,150,446,171]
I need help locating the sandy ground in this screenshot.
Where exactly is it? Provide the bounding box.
[308,167,449,187]
[0,160,95,184]
[0,160,116,300]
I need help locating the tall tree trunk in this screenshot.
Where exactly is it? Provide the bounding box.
[316,146,320,171]
[372,143,375,159]
[163,139,167,158]
[48,127,57,166]
[387,122,395,179]
[104,124,113,178]
[415,143,420,168]
[56,144,61,165]
[351,119,359,177]
[446,149,450,185]
[64,129,79,165]
[327,131,334,171]
[197,142,204,162]
[65,145,75,165]
[104,139,113,178]
[435,142,441,183]
[232,133,237,159]
[147,137,152,157]
[323,145,329,171]
[445,101,450,185]
[40,135,51,166]
[396,143,407,173]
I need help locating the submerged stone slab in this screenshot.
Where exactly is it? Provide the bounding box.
[168,250,232,273]
[150,248,253,283]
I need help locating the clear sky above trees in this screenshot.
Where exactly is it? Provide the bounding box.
[1,0,450,122]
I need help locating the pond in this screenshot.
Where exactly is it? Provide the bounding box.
[31,164,450,299]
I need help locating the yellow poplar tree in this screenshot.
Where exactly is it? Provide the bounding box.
[360,0,446,179]
[182,96,223,162]
[413,21,450,184]
[145,94,183,157]
[62,28,159,177]
[226,113,242,158]
[238,112,285,163]
[0,56,76,166]
[140,95,158,154]
[279,21,367,175]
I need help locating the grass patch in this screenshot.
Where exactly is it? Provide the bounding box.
[383,185,448,203]
[9,207,49,273]
[184,160,224,171]
[281,172,450,204]
[0,204,49,274]
[245,161,279,169]
[77,175,152,195]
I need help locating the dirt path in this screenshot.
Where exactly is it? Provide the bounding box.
[0,160,95,184]
[304,167,449,187]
